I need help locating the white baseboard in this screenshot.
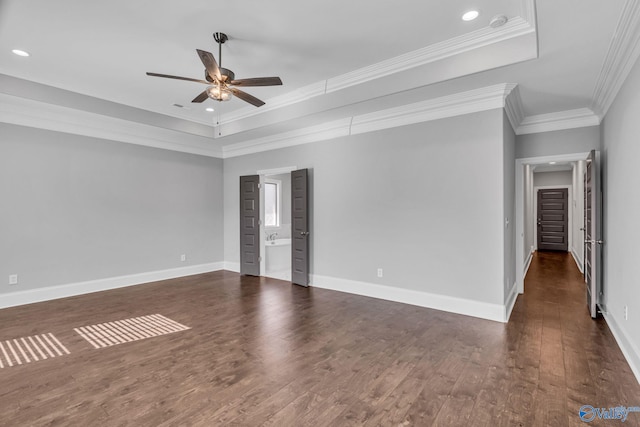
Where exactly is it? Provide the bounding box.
[224,262,240,273]
[0,262,224,310]
[570,248,584,273]
[602,311,640,385]
[310,274,508,323]
[505,283,519,321]
[524,249,533,277]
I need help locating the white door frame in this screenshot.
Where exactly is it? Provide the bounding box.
[515,152,589,294]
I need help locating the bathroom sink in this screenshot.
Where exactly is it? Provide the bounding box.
[266,238,291,246]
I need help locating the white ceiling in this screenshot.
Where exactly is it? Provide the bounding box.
[0,0,635,155]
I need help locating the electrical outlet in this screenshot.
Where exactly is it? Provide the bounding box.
[377,268,383,278]
[9,274,18,285]
[180,254,186,262]
[624,305,628,321]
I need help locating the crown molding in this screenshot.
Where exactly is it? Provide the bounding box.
[326,16,533,94]
[222,83,517,158]
[0,93,223,158]
[591,0,640,117]
[516,108,600,135]
[217,0,535,127]
[351,84,516,135]
[222,118,352,158]
[504,85,525,133]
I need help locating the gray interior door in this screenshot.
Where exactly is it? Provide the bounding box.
[291,169,309,286]
[240,175,260,276]
[584,150,603,318]
[537,188,569,251]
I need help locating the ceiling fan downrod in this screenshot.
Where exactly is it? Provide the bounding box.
[213,32,228,69]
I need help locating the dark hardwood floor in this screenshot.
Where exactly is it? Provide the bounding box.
[1,252,639,426]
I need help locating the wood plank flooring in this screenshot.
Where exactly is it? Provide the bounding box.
[1,251,639,426]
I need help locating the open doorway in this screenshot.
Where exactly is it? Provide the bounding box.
[261,172,292,281]
[239,166,310,287]
[515,152,589,294]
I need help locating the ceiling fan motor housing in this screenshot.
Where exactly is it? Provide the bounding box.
[205,67,235,83]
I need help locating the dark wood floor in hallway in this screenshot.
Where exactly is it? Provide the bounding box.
[1,252,639,426]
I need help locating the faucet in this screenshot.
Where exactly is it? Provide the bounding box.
[265,232,278,241]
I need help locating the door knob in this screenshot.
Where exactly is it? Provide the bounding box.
[300,231,309,236]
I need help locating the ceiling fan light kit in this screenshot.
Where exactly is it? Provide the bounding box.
[146,32,282,107]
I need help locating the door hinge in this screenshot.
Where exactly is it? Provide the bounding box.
[258,219,262,226]
[258,256,262,262]
[258,183,261,189]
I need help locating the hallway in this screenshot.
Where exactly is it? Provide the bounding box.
[510,251,640,425]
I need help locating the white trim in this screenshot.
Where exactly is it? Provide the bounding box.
[256,166,298,175]
[517,153,591,165]
[504,85,525,133]
[0,262,224,310]
[350,84,516,135]
[310,274,509,323]
[0,93,223,158]
[524,248,534,277]
[516,108,601,135]
[533,185,573,253]
[224,262,241,273]
[222,118,351,158]
[602,311,640,385]
[571,247,584,273]
[505,283,519,321]
[591,0,640,117]
[223,84,516,158]
[325,17,533,94]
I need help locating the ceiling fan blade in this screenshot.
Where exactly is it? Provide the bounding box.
[196,49,222,82]
[146,72,209,84]
[229,88,265,107]
[192,91,209,103]
[229,77,283,87]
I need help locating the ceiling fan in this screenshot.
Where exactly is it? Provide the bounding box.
[146,32,282,107]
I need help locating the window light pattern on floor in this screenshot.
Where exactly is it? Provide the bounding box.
[73,314,190,349]
[0,333,70,368]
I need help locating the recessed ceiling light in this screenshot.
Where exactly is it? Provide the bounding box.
[462,10,479,21]
[12,49,30,57]
[206,107,215,112]
[549,162,557,165]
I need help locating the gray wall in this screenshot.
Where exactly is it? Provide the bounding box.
[533,170,573,187]
[225,109,507,305]
[0,123,224,293]
[601,53,640,368]
[503,111,516,303]
[516,126,600,159]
